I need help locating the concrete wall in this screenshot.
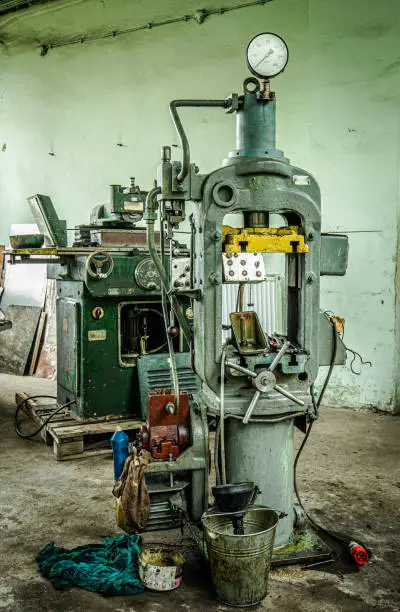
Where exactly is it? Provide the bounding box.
[0,0,399,411]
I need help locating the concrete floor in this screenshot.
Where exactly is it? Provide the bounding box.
[0,373,400,611]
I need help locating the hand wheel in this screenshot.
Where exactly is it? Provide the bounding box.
[86,250,114,280]
[226,341,305,424]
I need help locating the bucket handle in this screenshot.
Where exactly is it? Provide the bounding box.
[203,505,287,520]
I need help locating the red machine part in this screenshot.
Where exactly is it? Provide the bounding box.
[349,541,369,566]
[141,389,190,460]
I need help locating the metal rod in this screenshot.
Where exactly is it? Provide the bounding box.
[219,343,228,485]
[169,99,227,183]
[268,340,291,372]
[160,208,180,413]
[145,187,191,342]
[225,360,257,378]
[238,283,244,311]
[227,411,305,423]
[242,389,261,424]
[274,384,305,406]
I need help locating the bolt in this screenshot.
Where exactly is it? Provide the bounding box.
[306,274,314,284]
[240,259,246,266]
[229,270,235,277]
[165,402,175,414]
[242,270,248,276]
[233,253,238,258]
[228,260,233,266]
[256,271,262,277]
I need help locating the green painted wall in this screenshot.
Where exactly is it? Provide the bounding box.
[0,0,399,411]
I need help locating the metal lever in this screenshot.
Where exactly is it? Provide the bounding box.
[226,341,304,424]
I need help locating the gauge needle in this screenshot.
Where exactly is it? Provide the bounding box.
[254,49,273,69]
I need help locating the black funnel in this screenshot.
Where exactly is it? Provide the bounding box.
[212,482,256,535]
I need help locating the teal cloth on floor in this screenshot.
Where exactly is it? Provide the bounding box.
[37,534,144,596]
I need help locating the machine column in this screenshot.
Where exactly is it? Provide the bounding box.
[224,417,295,547]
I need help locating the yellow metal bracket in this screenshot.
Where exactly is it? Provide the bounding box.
[222,226,309,254]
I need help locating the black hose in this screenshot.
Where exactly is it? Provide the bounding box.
[15,395,76,440]
[293,319,351,541]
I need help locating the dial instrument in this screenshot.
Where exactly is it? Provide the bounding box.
[135,258,161,291]
[246,33,288,79]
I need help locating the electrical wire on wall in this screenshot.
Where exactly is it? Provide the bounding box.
[37,0,273,56]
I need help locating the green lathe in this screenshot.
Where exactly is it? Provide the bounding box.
[8,33,349,556]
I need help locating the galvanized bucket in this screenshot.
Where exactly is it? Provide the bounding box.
[202,506,278,607]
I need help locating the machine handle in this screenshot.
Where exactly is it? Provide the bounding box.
[242,390,261,424]
[268,341,291,372]
[274,384,305,406]
[86,250,114,280]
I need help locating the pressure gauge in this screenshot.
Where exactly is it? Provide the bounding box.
[246,33,288,79]
[135,258,161,291]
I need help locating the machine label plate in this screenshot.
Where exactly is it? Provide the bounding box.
[88,329,107,341]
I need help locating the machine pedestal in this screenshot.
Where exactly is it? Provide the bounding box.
[224,417,294,547]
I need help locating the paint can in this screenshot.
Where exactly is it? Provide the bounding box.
[139,546,184,591]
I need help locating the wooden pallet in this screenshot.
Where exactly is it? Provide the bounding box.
[15,392,142,461]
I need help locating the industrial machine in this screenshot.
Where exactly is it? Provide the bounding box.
[8,33,349,556]
[138,31,348,554]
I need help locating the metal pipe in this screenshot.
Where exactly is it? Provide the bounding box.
[145,187,191,342]
[160,210,180,413]
[219,343,228,485]
[227,411,305,423]
[169,99,227,183]
[225,360,257,378]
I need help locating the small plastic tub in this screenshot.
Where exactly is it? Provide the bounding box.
[139,546,184,591]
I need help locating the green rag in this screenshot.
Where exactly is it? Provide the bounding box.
[37,534,144,596]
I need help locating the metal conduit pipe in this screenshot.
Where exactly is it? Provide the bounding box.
[169,99,227,183]
[160,208,180,413]
[145,187,191,343]
[219,342,229,485]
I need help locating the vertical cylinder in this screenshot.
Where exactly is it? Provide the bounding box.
[243,211,269,228]
[236,94,281,158]
[224,417,294,547]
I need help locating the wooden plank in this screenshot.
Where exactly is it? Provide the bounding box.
[51,419,142,440]
[29,311,47,375]
[53,436,84,459]
[16,389,142,460]
[35,279,57,379]
[55,448,113,462]
[15,392,42,425]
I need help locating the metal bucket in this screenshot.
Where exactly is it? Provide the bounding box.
[202,507,278,607]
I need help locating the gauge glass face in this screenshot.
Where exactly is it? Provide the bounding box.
[246,33,288,78]
[135,258,161,291]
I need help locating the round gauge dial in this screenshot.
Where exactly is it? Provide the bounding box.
[246,33,288,79]
[134,258,161,291]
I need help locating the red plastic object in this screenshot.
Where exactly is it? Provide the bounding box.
[349,541,369,565]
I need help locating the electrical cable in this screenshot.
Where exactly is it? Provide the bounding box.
[15,395,76,440]
[344,345,372,375]
[293,320,369,558]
